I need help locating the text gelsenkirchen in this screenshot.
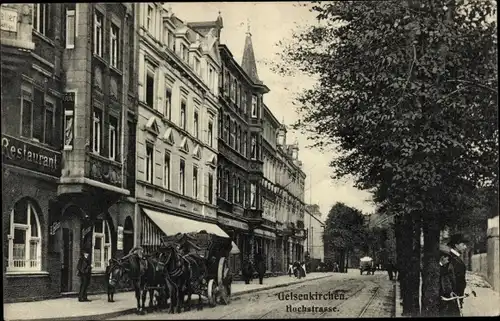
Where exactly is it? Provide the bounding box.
[277,291,346,301]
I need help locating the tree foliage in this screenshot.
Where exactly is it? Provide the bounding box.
[323,202,366,251]
[276,0,498,224]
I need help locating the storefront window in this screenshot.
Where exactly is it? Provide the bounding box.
[7,199,42,272]
[92,219,112,272]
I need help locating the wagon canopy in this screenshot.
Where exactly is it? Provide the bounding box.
[360,256,373,262]
[142,208,240,254]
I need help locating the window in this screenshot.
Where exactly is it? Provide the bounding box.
[243,132,247,157]
[239,179,244,204]
[251,135,257,160]
[64,110,74,150]
[231,77,237,102]
[180,101,186,130]
[165,87,172,120]
[181,44,189,62]
[94,10,103,57]
[236,84,241,108]
[208,173,214,204]
[224,70,230,96]
[224,170,229,200]
[208,121,213,147]
[92,108,102,154]
[251,95,258,118]
[145,143,153,183]
[146,67,155,108]
[225,115,230,142]
[32,88,44,142]
[179,159,186,195]
[147,5,153,31]
[208,66,215,92]
[33,4,49,36]
[163,151,170,189]
[193,166,198,199]
[65,4,76,48]
[109,116,118,160]
[193,57,201,75]
[236,126,240,152]
[194,111,199,139]
[166,29,175,50]
[231,176,236,203]
[241,90,247,115]
[236,178,240,204]
[250,183,257,209]
[110,24,119,68]
[7,200,41,272]
[230,121,236,149]
[92,219,112,272]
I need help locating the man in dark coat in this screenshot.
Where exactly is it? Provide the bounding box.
[439,234,469,316]
[255,253,266,285]
[105,259,116,302]
[77,250,92,302]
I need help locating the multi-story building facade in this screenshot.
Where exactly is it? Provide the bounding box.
[275,124,307,271]
[216,27,269,274]
[2,3,138,301]
[304,204,325,264]
[261,104,281,272]
[133,4,223,253]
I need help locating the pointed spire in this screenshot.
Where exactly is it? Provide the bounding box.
[241,18,261,84]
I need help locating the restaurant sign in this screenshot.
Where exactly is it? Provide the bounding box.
[2,134,62,176]
[1,6,18,32]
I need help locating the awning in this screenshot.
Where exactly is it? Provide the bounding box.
[142,208,240,254]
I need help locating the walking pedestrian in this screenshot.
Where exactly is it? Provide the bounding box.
[77,250,92,302]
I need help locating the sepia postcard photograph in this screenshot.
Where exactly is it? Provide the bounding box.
[1,1,498,320]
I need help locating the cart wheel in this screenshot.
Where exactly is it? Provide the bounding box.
[207,279,217,308]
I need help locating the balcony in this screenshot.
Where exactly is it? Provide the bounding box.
[88,153,124,188]
[217,197,233,214]
[244,208,264,227]
[248,159,263,174]
[296,220,304,230]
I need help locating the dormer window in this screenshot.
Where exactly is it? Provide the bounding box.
[193,56,201,75]
[181,44,189,63]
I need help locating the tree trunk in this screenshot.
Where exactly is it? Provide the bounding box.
[421,217,441,316]
[398,213,421,316]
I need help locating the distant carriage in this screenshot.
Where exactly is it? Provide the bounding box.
[359,256,376,275]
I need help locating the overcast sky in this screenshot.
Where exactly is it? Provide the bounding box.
[169,2,376,217]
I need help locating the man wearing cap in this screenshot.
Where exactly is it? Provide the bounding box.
[77,250,92,302]
[439,234,468,316]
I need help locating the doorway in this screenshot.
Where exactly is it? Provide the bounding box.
[123,216,134,255]
[60,206,83,293]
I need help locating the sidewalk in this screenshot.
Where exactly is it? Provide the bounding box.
[394,271,500,317]
[4,272,341,321]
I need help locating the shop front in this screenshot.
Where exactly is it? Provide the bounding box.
[2,134,62,302]
[217,215,249,275]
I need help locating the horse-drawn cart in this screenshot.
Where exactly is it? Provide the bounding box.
[161,231,235,307]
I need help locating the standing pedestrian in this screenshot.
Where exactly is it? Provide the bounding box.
[439,234,469,316]
[77,250,92,302]
[105,259,116,302]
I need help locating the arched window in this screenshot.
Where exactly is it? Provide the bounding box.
[7,199,42,272]
[92,219,112,272]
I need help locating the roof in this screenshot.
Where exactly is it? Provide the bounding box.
[241,31,262,84]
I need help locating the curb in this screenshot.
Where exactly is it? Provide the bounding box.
[8,274,336,321]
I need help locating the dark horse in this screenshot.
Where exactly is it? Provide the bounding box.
[109,247,168,314]
[161,242,208,312]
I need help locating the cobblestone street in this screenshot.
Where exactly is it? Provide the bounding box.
[111,272,394,319]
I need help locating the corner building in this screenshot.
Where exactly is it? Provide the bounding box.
[216,28,269,274]
[134,4,223,252]
[2,3,138,301]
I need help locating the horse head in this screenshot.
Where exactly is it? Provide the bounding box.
[109,258,124,287]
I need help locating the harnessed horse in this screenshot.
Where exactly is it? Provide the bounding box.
[109,247,168,314]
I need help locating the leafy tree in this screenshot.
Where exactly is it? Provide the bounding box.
[275,0,497,316]
[323,202,366,272]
